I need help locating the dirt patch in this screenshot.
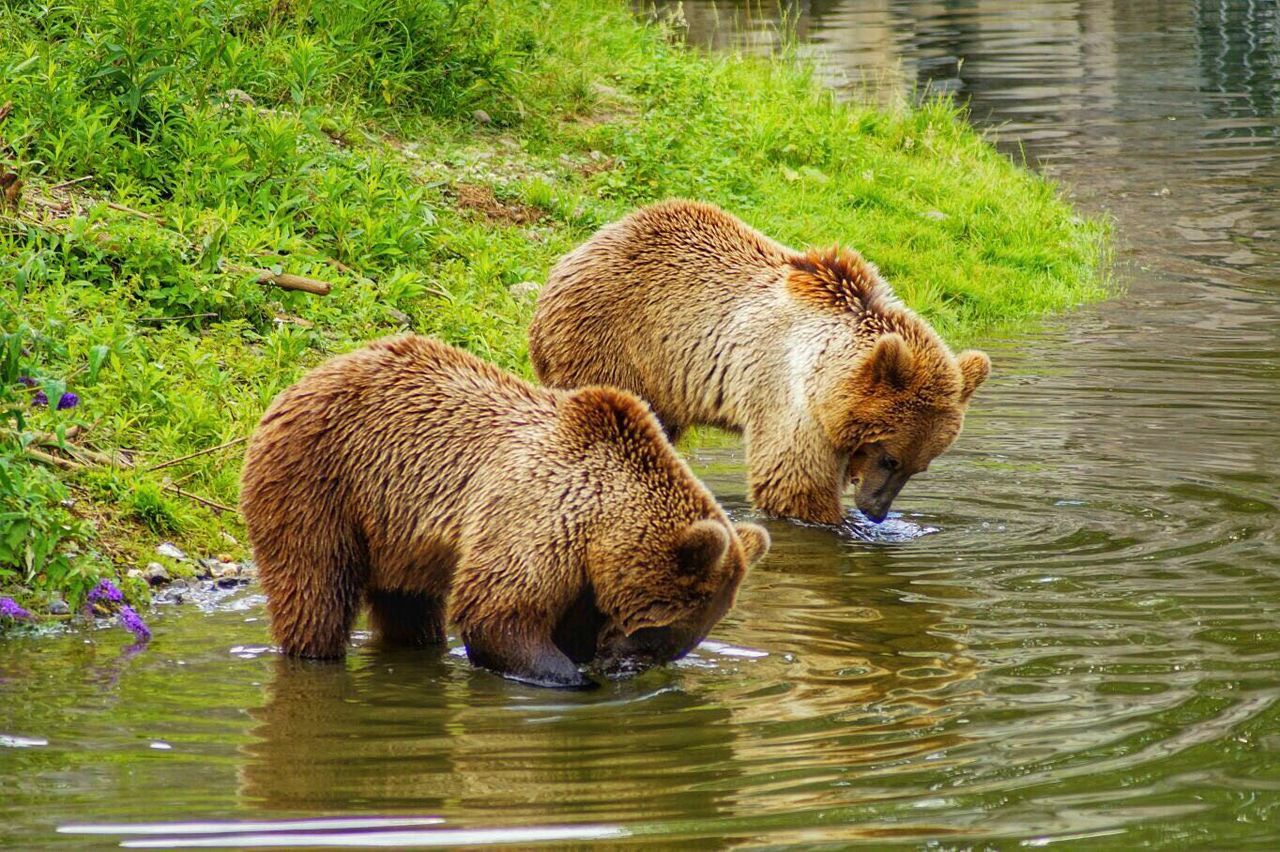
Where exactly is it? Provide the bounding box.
[452,183,544,226]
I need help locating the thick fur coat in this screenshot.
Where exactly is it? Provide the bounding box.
[529,200,990,525]
[240,335,769,687]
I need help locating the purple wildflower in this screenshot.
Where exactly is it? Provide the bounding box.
[118,605,151,641]
[87,579,125,605]
[84,579,152,644]
[32,390,48,406]
[17,376,35,387]
[0,597,32,620]
[57,392,79,410]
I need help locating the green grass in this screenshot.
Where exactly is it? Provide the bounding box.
[0,0,1107,617]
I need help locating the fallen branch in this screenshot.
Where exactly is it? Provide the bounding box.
[70,445,133,469]
[25,447,84,470]
[167,470,202,488]
[259,270,332,295]
[36,433,134,469]
[145,436,247,472]
[106,201,164,224]
[272,313,315,328]
[224,262,333,295]
[164,484,235,514]
[50,175,94,191]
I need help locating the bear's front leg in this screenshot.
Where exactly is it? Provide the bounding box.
[462,619,596,689]
[745,423,846,525]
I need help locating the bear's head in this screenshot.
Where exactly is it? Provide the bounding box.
[787,248,991,524]
[556,385,770,674]
[823,332,990,523]
[592,519,770,677]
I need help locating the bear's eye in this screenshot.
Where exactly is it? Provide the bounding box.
[880,455,900,472]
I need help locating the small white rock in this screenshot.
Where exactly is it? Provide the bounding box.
[143,563,171,586]
[509,281,541,302]
[156,542,187,561]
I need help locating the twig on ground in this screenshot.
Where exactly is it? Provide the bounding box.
[71,445,133,469]
[145,436,247,472]
[35,433,134,469]
[106,201,164,223]
[224,262,333,295]
[163,484,235,514]
[167,470,202,488]
[25,447,84,470]
[50,175,94,191]
[273,313,315,328]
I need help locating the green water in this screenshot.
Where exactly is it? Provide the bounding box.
[5,0,1280,847]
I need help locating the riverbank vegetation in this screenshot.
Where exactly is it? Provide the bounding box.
[0,0,1106,615]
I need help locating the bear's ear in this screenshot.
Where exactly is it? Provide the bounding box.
[559,385,657,444]
[861,333,914,392]
[956,350,991,403]
[676,520,730,576]
[733,523,770,566]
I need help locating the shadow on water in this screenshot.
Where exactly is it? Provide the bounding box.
[6,0,1280,847]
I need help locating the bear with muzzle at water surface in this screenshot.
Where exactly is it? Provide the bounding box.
[529,200,991,526]
[239,335,769,688]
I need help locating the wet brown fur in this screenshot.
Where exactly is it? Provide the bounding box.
[529,200,990,525]
[240,335,769,687]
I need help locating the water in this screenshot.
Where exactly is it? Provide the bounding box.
[5,0,1280,846]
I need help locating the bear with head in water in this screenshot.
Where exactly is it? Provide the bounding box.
[529,200,990,526]
[239,335,769,687]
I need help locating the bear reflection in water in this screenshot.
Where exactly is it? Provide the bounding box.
[240,653,740,819]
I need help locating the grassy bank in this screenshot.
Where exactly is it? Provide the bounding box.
[0,0,1107,616]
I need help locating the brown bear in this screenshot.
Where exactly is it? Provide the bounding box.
[529,199,991,526]
[239,335,769,688]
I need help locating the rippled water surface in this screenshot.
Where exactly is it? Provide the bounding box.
[5,1,1280,847]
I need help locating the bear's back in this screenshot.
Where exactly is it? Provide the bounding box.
[241,336,555,530]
